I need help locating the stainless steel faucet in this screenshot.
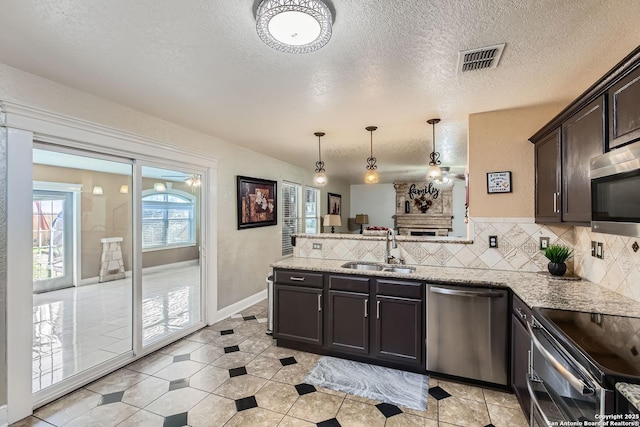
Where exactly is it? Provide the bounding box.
[386,229,398,264]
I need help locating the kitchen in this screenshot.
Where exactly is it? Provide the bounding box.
[1,1,640,426]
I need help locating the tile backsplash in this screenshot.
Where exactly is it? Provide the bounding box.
[293,218,640,302]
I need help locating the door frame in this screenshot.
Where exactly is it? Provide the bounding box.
[3,101,219,423]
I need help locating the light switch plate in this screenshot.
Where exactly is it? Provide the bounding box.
[489,235,498,248]
[596,242,604,259]
[312,243,322,250]
[540,237,549,250]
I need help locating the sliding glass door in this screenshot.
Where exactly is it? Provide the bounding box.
[140,165,202,347]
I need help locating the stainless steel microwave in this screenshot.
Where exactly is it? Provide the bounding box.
[590,140,640,237]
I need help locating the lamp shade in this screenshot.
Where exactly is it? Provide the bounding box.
[323,214,342,227]
[355,214,369,225]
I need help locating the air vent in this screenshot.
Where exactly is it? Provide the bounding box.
[457,43,506,73]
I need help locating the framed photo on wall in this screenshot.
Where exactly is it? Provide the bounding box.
[486,171,512,193]
[237,175,277,229]
[328,192,341,215]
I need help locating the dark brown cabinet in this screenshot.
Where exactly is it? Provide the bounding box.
[327,275,370,355]
[533,97,605,225]
[273,270,324,346]
[535,128,561,222]
[511,294,532,419]
[609,66,640,149]
[274,269,425,372]
[562,96,605,223]
[373,279,423,368]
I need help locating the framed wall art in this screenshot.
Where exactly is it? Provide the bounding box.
[237,175,277,229]
[328,192,341,215]
[486,171,512,194]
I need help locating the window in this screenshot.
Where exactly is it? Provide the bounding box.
[282,182,301,256]
[305,186,320,234]
[142,189,196,249]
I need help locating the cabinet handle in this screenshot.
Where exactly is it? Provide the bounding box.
[515,307,527,321]
[289,276,305,282]
[552,192,557,213]
[318,294,322,312]
[376,300,380,319]
[364,299,368,318]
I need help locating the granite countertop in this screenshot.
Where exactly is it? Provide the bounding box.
[293,233,472,244]
[616,383,640,411]
[271,258,640,318]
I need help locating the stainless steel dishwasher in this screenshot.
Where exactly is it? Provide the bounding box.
[427,284,508,386]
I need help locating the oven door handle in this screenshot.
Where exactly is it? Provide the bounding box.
[528,321,595,396]
[527,377,555,427]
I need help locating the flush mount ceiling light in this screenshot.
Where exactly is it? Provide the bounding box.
[313,131,328,186]
[364,126,379,184]
[256,0,333,54]
[426,118,442,180]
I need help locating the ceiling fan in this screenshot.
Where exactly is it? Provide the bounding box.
[158,173,202,190]
[434,167,465,184]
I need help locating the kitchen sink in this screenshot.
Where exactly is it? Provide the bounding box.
[383,266,416,273]
[341,262,384,271]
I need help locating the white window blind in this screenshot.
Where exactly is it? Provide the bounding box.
[142,190,196,249]
[304,186,320,234]
[282,182,301,256]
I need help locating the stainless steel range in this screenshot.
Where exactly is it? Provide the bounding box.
[528,307,640,425]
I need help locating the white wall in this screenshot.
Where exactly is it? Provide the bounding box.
[350,184,396,230]
[350,181,468,237]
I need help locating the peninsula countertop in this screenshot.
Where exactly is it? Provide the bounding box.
[271,258,640,318]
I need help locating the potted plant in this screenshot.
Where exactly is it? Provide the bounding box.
[543,244,573,276]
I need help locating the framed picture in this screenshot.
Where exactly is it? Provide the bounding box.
[328,192,341,215]
[237,176,277,229]
[486,171,512,194]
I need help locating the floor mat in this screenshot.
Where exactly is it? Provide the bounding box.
[304,356,429,411]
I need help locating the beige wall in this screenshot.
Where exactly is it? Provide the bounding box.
[0,62,350,309]
[468,103,565,217]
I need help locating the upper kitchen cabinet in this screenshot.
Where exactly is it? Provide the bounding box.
[531,45,640,225]
[534,128,561,222]
[562,97,605,223]
[609,66,640,149]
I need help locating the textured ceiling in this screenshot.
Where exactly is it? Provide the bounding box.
[1,0,640,184]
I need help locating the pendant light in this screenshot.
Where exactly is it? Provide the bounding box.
[364,126,379,184]
[426,118,442,180]
[313,131,328,186]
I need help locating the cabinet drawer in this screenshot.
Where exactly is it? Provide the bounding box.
[376,279,423,299]
[274,270,323,288]
[328,275,370,293]
[512,293,532,325]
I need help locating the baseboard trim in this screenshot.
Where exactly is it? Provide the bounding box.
[213,289,267,325]
[0,404,7,427]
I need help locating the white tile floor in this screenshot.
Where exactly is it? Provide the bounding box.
[32,264,200,392]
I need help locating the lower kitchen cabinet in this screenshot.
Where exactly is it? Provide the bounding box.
[274,283,323,346]
[327,289,369,355]
[511,294,533,418]
[374,295,422,366]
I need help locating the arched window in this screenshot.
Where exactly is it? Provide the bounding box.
[142,188,196,249]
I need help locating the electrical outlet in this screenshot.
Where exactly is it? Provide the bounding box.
[591,241,597,257]
[596,242,604,259]
[312,243,322,250]
[540,237,549,250]
[489,235,498,248]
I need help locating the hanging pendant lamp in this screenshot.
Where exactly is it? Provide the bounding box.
[426,118,442,180]
[313,131,328,186]
[364,126,379,184]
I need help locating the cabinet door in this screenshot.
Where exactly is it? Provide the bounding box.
[327,290,369,355]
[374,295,422,367]
[609,67,640,149]
[511,315,531,419]
[274,284,323,346]
[535,128,561,223]
[562,97,605,223]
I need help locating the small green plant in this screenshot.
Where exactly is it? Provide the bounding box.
[543,244,573,263]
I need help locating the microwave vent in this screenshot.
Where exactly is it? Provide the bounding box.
[457,44,506,73]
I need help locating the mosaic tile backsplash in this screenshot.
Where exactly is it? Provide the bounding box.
[293,218,640,302]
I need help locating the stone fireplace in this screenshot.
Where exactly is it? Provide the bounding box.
[393,182,453,236]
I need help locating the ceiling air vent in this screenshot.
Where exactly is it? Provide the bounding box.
[457,43,506,73]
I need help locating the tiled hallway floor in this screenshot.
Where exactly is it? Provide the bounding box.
[14,300,528,427]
